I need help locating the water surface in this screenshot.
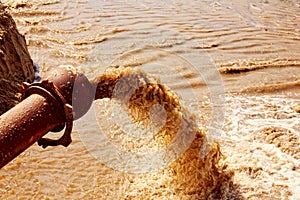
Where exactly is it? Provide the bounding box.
[1,0,300,199]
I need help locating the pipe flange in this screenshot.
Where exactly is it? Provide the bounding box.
[21,80,74,148]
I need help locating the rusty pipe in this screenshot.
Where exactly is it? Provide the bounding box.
[0,94,65,168]
[0,66,94,169]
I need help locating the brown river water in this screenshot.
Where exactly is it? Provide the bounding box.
[1,0,300,199]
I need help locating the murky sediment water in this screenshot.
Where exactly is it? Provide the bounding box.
[1,0,300,199]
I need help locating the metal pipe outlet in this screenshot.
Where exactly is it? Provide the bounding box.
[0,66,94,168]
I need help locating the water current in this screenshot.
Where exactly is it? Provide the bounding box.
[1,0,300,199]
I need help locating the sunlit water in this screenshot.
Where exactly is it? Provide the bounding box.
[1,0,300,199]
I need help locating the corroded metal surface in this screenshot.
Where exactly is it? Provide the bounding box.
[0,66,93,168]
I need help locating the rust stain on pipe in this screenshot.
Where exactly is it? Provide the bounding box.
[0,94,65,168]
[0,66,94,169]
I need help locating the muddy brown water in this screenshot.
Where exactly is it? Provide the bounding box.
[1,0,300,199]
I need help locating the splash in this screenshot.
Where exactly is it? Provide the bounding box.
[75,66,233,198]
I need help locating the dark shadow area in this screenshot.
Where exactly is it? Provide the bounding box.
[208,175,244,200]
